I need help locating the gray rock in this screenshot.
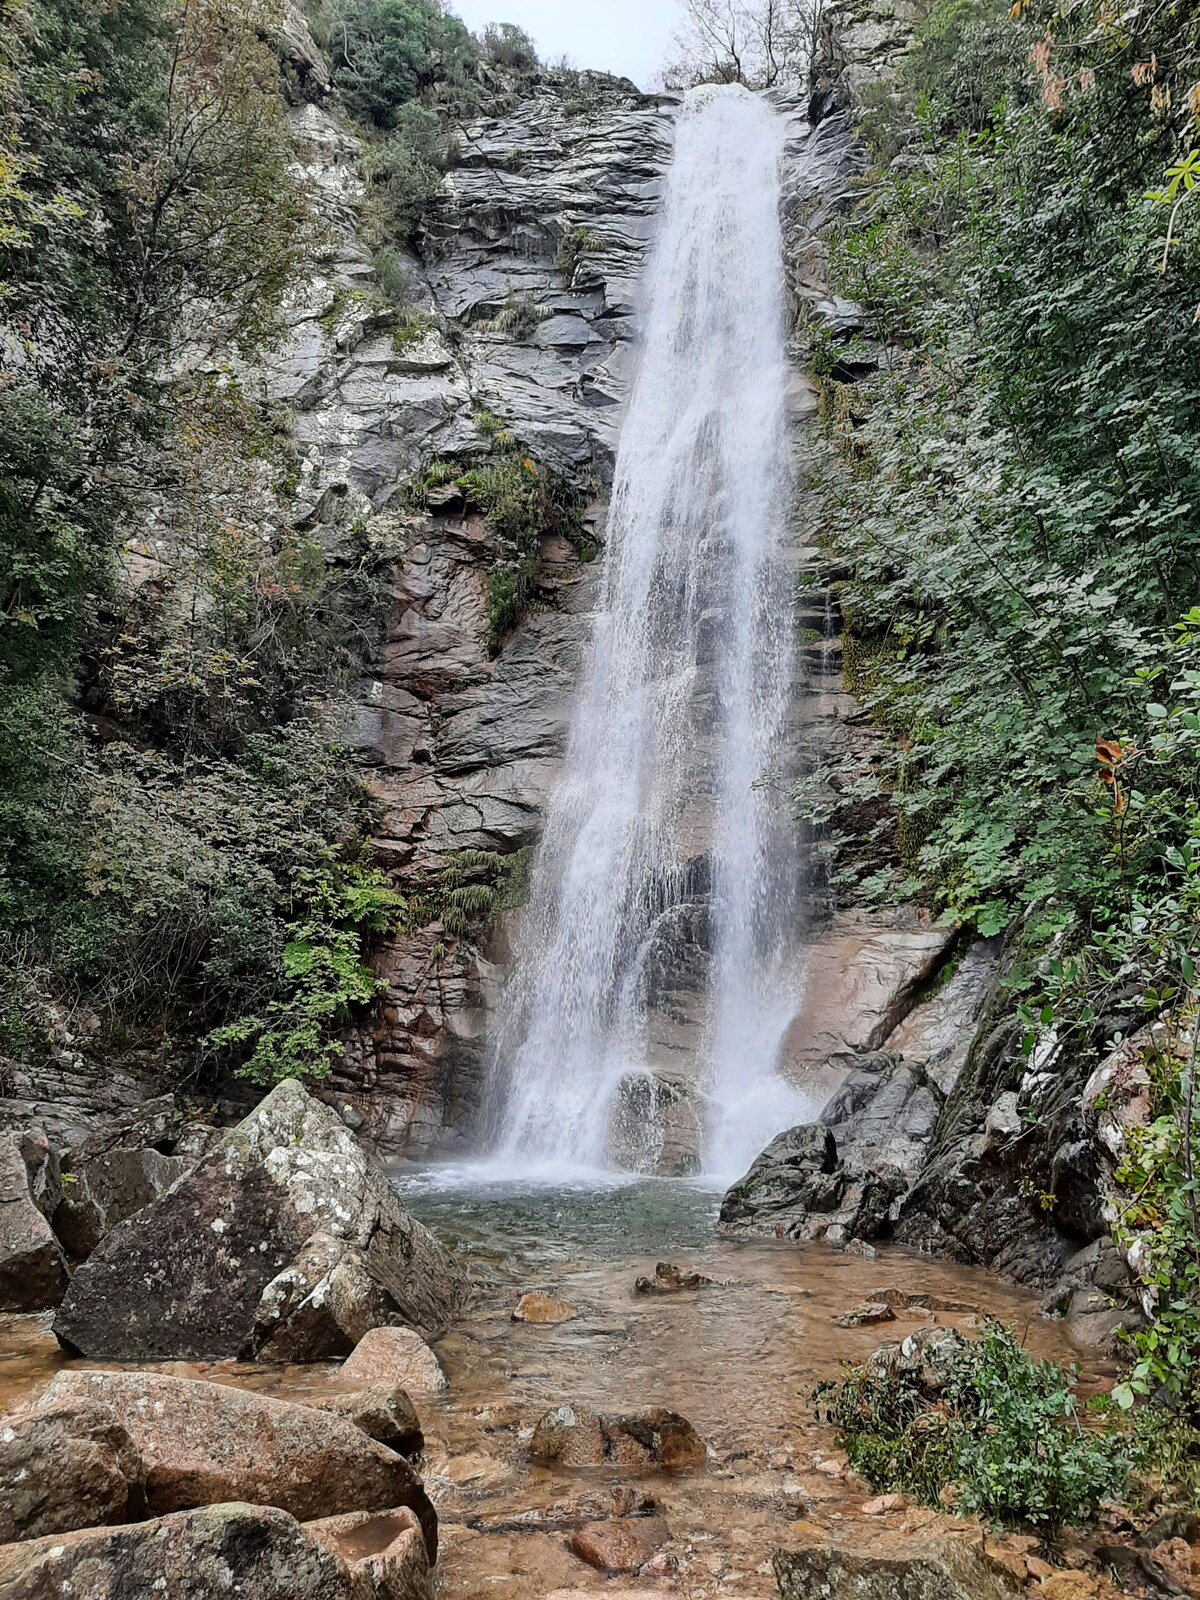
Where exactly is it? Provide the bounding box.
[0,1398,146,1544]
[55,1146,189,1259]
[0,1501,432,1600]
[720,1124,839,1229]
[774,1528,1016,1600]
[53,1079,469,1361]
[0,1131,68,1311]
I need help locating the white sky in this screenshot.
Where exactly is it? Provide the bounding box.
[449,0,686,91]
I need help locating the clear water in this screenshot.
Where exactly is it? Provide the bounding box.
[485,84,813,1182]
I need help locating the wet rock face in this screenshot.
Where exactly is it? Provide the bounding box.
[265,78,678,1159]
[52,1079,468,1361]
[0,1502,430,1600]
[34,1369,437,1559]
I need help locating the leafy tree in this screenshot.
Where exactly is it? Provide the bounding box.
[326,0,478,127]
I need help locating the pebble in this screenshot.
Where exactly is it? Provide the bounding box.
[511,1293,577,1324]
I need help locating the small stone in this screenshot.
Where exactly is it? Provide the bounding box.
[861,1493,909,1516]
[1039,1573,1103,1600]
[1027,1555,1056,1579]
[512,1292,576,1324]
[813,1456,848,1479]
[568,1517,669,1574]
[340,1326,447,1395]
[640,1551,678,1577]
[633,1261,713,1295]
[833,1302,896,1328]
[984,1534,1037,1582]
[442,1452,511,1489]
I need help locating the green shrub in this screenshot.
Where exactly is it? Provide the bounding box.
[819,1323,1132,1531]
[391,306,435,350]
[327,0,479,127]
[555,227,596,287]
[490,286,545,342]
[480,21,538,73]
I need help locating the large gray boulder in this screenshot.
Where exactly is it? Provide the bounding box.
[0,1397,146,1544]
[0,1131,68,1310]
[36,1370,437,1559]
[0,1501,432,1600]
[721,1054,944,1243]
[53,1079,469,1361]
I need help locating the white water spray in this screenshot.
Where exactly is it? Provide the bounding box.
[487,86,810,1182]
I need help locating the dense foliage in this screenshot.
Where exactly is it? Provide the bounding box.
[0,0,403,1090]
[812,0,1200,1405]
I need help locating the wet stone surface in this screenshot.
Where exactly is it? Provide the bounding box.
[0,1174,1109,1598]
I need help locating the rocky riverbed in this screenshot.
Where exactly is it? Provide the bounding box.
[0,1103,1122,1600]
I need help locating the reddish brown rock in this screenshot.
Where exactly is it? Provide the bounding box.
[340,1326,447,1395]
[306,1505,432,1600]
[568,1517,670,1574]
[0,1398,146,1543]
[305,1385,423,1456]
[834,1302,896,1328]
[39,1370,437,1559]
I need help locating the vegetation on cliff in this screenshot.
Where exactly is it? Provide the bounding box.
[812,0,1200,1410]
[0,0,540,1093]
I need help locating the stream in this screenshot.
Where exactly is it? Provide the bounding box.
[0,1170,1110,1598]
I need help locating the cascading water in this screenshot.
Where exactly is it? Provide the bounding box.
[486,85,811,1183]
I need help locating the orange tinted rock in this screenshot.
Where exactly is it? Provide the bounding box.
[512,1293,576,1324]
[568,1517,670,1573]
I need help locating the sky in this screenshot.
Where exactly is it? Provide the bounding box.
[449,0,686,91]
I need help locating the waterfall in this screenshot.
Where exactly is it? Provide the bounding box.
[486,85,810,1182]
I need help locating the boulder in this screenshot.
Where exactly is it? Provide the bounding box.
[0,1398,146,1543]
[306,1385,424,1456]
[53,1078,469,1361]
[720,1123,840,1231]
[0,1501,432,1600]
[38,1370,437,1559]
[529,1405,706,1473]
[568,1517,670,1573]
[340,1326,448,1395]
[774,1528,1018,1600]
[0,1132,68,1311]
